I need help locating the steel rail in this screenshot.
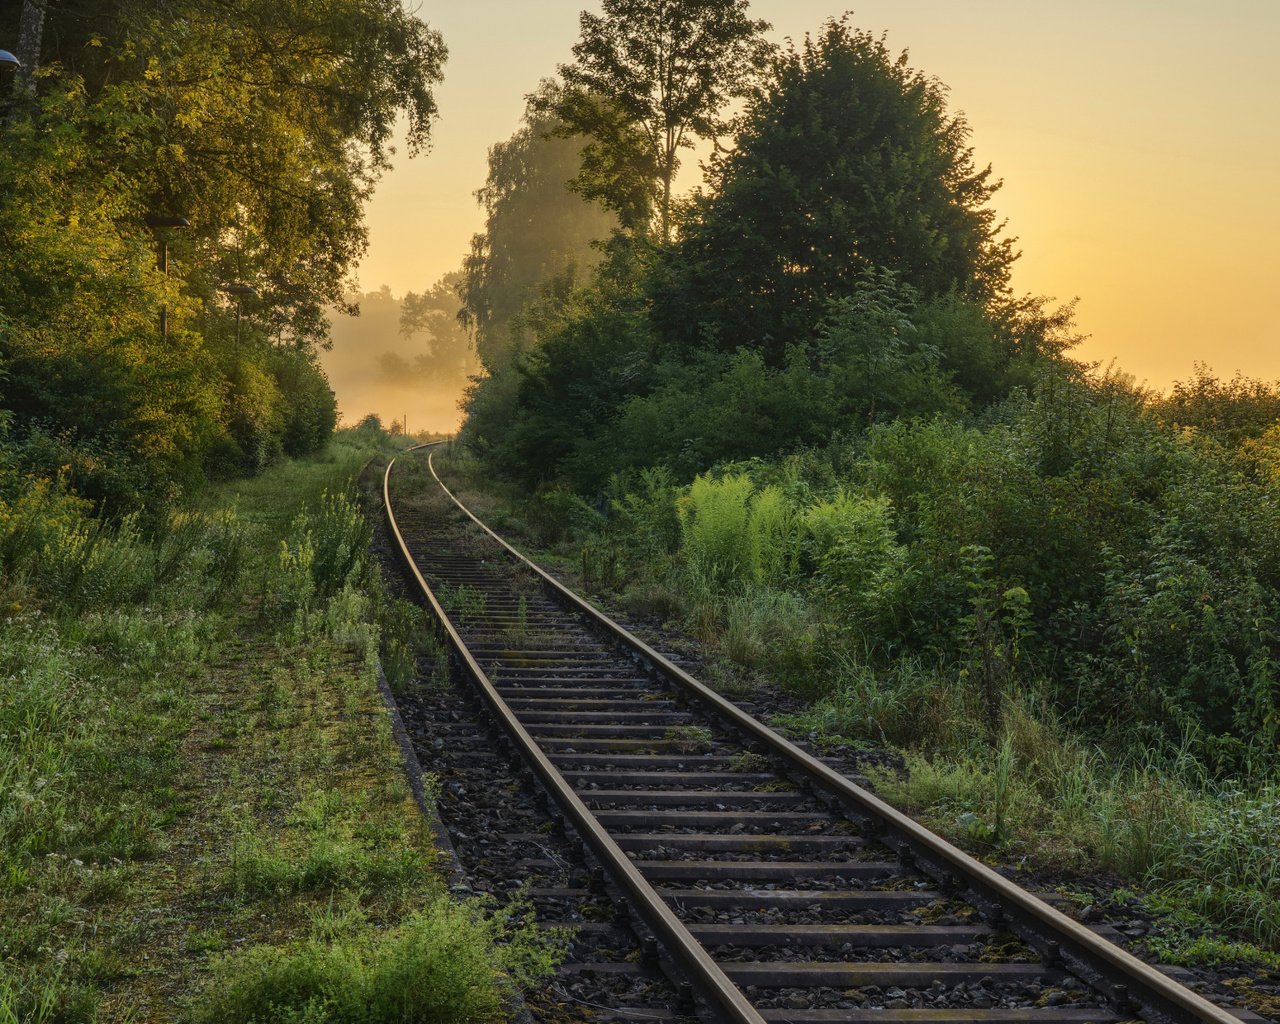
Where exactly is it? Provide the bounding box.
[384,447,767,1024]
[421,445,1244,1024]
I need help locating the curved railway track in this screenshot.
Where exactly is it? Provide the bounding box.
[383,442,1263,1024]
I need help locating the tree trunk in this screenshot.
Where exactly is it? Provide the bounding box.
[12,0,47,102]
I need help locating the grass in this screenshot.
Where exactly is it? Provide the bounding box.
[0,429,557,1022]
[191,896,557,1024]
[811,692,1280,964]
[663,724,715,753]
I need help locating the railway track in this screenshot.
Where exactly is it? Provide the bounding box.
[383,442,1264,1024]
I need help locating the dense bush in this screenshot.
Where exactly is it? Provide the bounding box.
[195,897,557,1024]
[523,364,1280,770]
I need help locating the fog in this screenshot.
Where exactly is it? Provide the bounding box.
[320,286,476,436]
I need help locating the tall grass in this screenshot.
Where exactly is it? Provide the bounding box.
[0,431,555,1021]
[676,473,754,587]
[192,897,555,1024]
[864,698,1280,950]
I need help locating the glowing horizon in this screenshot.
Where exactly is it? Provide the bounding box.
[325,0,1280,427]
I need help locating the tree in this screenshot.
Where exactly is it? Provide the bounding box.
[653,17,1017,360]
[0,0,446,502]
[399,271,481,386]
[460,85,617,370]
[12,0,447,349]
[10,0,46,105]
[545,0,771,242]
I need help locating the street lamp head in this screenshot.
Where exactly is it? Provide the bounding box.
[221,284,259,299]
[0,50,20,70]
[144,215,191,229]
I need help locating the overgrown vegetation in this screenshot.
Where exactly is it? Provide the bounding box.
[0,427,557,1022]
[0,0,446,513]
[444,3,1280,974]
[443,355,1280,962]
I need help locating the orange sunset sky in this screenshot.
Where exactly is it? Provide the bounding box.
[335,0,1279,425]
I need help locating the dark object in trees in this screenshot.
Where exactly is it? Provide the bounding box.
[654,16,1017,362]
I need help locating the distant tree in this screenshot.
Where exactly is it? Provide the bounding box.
[543,0,771,241]
[654,16,1017,360]
[460,86,617,370]
[398,271,480,384]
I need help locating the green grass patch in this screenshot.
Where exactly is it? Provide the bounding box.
[0,430,557,1022]
[194,897,558,1024]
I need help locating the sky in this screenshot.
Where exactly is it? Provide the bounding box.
[334,0,1280,421]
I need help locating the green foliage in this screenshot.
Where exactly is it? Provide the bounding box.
[225,823,424,900]
[1154,364,1280,448]
[779,653,969,749]
[462,239,660,489]
[545,0,772,239]
[654,15,1015,357]
[464,264,1028,491]
[193,896,560,1024]
[803,490,908,632]
[379,598,440,694]
[271,351,340,460]
[0,0,444,513]
[747,485,798,587]
[268,489,370,624]
[676,473,755,589]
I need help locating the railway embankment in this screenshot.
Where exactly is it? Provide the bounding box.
[0,430,553,1023]
[407,441,1279,1023]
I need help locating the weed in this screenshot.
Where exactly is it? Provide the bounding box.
[664,724,715,754]
[192,897,557,1024]
[729,751,772,773]
[438,583,486,624]
[506,596,529,644]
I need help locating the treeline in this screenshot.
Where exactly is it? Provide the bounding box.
[463,17,1067,489]
[453,7,1280,772]
[0,0,445,517]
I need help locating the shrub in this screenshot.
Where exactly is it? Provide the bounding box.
[747,484,799,587]
[271,350,339,458]
[676,473,754,589]
[193,897,559,1024]
[269,489,371,622]
[802,490,908,635]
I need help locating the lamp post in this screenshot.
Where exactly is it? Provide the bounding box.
[219,283,259,347]
[145,214,190,342]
